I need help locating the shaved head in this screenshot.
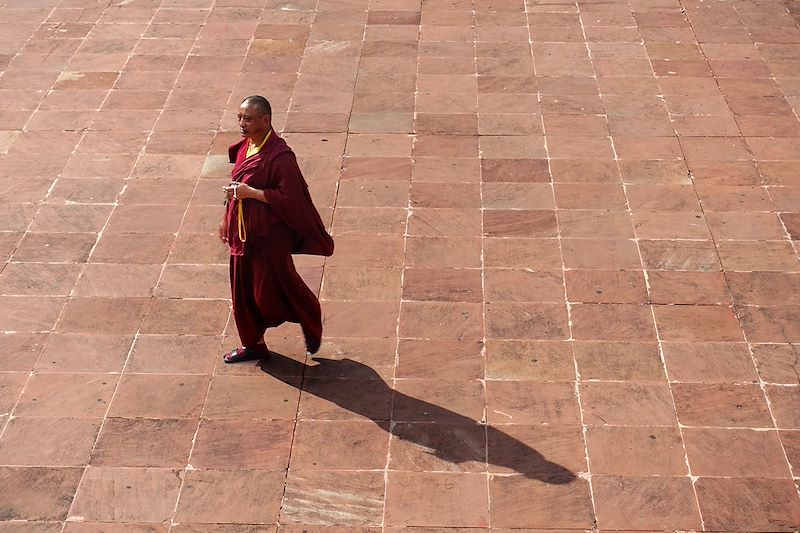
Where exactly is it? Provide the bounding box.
[241,95,271,116]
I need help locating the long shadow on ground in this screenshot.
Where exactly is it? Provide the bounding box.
[258,352,576,483]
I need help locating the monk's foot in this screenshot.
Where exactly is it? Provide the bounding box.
[305,336,321,356]
[223,344,269,364]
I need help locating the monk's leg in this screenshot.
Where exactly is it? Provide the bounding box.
[251,227,323,353]
[230,252,268,349]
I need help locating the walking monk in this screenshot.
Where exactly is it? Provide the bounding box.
[219,95,334,363]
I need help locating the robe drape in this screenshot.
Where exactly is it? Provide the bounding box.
[225,132,333,349]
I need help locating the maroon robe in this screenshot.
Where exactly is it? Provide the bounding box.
[225,131,333,350]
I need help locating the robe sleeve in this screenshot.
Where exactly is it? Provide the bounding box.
[263,152,334,256]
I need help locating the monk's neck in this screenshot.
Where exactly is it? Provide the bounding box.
[249,129,272,148]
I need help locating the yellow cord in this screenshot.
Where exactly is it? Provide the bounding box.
[237,130,273,244]
[237,199,247,242]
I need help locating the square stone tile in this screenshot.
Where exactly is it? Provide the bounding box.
[484,238,562,269]
[174,469,285,524]
[570,303,656,341]
[389,421,486,474]
[647,267,732,305]
[488,424,586,478]
[559,210,634,239]
[74,264,162,298]
[565,269,647,304]
[57,297,149,335]
[573,341,666,381]
[484,268,564,303]
[407,212,482,240]
[0,326,48,368]
[486,340,575,381]
[281,471,384,527]
[35,333,131,373]
[0,296,65,332]
[662,342,758,383]
[0,417,100,466]
[385,472,489,527]
[393,379,484,423]
[92,418,196,467]
[766,385,800,429]
[561,238,642,270]
[291,420,389,470]
[108,374,209,419]
[728,272,800,307]
[706,211,787,240]
[70,467,183,523]
[323,300,399,338]
[653,305,743,342]
[191,419,294,470]
[486,381,579,425]
[0,263,82,296]
[402,268,482,303]
[203,374,301,420]
[0,372,31,411]
[672,383,772,428]
[489,474,594,529]
[139,299,229,335]
[592,476,702,531]
[322,266,403,301]
[639,239,722,273]
[587,426,686,475]
[695,477,800,532]
[298,377,393,421]
[752,344,800,384]
[397,338,483,380]
[684,427,791,477]
[580,382,677,426]
[90,233,174,264]
[400,301,482,340]
[126,335,219,375]
[14,372,117,417]
[739,306,800,343]
[11,233,95,263]
[0,466,83,520]
[485,302,569,340]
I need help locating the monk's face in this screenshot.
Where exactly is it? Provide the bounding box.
[238,102,271,141]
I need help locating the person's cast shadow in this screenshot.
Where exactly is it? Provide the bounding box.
[258,352,576,484]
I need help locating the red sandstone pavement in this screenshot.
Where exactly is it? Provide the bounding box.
[0,0,800,531]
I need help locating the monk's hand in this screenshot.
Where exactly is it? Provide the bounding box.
[234,183,258,200]
[222,183,237,201]
[218,217,228,244]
